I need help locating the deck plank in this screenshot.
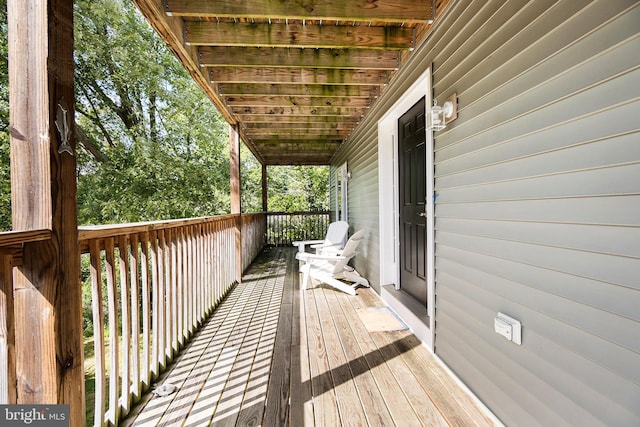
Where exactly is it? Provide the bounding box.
[304,281,341,426]
[333,287,424,427]
[289,253,315,427]
[315,286,370,426]
[126,247,500,427]
[235,249,286,425]
[324,287,399,427]
[258,248,293,427]
[350,289,451,427]
[209,272,276,427]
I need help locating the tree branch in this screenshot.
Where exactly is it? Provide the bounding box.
[76,84,116,147]
[75,124,109,162]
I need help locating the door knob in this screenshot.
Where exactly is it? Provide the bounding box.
[418,212,428,217]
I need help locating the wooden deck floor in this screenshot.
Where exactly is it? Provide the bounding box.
[125,247,499,427]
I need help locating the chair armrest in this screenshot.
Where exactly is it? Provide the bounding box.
[292,239,324,251]
[296,252,349,262]
[310,242,342,250]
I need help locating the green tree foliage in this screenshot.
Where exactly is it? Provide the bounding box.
[0,0,10,231]
[267,165,329,212]
[74,0,230,225]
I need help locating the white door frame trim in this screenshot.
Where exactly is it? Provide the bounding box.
[377,68,435,349]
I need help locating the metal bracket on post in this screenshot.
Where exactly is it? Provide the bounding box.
[55,99,74,156]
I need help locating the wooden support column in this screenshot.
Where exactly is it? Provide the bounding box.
[8,0,85,424]
[230,124,242,282]
[261,164,268,212]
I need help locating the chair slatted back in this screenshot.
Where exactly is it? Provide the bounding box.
[323,221,349,249]
[331,229,365,274]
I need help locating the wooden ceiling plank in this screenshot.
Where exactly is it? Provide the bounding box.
[225,96,372,107]
[255,146,342,153]
[199,47,400,70]
[232,106,367,116]
[248,133,346,141]
[240,115,359,124]
[247,128,350,137]
[218,83,380,97]
[245,120,355,128]
[261,158,333,166]
[254,139,344,145]
[165,0,433,23]
[184,22,414,50]
[209,67,390,85]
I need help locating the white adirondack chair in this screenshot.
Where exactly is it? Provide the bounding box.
[296,229,369,296]
[292,220,349,255]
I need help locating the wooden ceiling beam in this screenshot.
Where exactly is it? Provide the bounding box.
[246,128,350,137]
[245,121,355,130]
[225,96,372,107]
[254,138,343,145]
[209,67,390,85]
[248,133,346,141]
[165,0,433,23]
[241,115,358,124]
[199,47,400,70]
[231,106,367,116]
[184,22,414,50]
[260,154,334,166]
[218,83,379,97]
[255,144,342,153]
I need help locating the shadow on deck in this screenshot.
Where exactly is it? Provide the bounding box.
[124,247,498,426]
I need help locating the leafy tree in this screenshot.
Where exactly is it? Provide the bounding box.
[0,0,10,231]
[267,165,329,212]
[74,0,230,225]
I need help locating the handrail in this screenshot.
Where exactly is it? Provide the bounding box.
[0,228,52,247]
[78,215,238,241]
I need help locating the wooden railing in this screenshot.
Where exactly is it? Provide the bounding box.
[0,229,53,405]
[78,213,265,426]
[242,213,267,271]
[266,211,331,246]
[1,211,333,425]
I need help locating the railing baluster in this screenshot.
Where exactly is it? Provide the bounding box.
[88,240,106,427]
[187,225,195,333]
[170,228,178,354]
[104,237,120,425]
[149,230,160,378]
[139,231,151,388]
[176,227,184,347]
[129,233,141,401]
[118,235,131,416]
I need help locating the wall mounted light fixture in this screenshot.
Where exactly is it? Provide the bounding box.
[427,93,457,131]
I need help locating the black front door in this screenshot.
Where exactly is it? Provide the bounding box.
[398,97,427,307]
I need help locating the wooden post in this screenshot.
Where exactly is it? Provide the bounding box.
[230,124,242,281]
[0,254,16,404]
[261,164,268,212]
[7,0,85,424]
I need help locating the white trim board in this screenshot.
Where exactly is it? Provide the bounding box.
[377,68,435,350]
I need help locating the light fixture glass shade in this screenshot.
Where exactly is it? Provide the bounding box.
[427,99,455,131]
[427,102,446,131]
